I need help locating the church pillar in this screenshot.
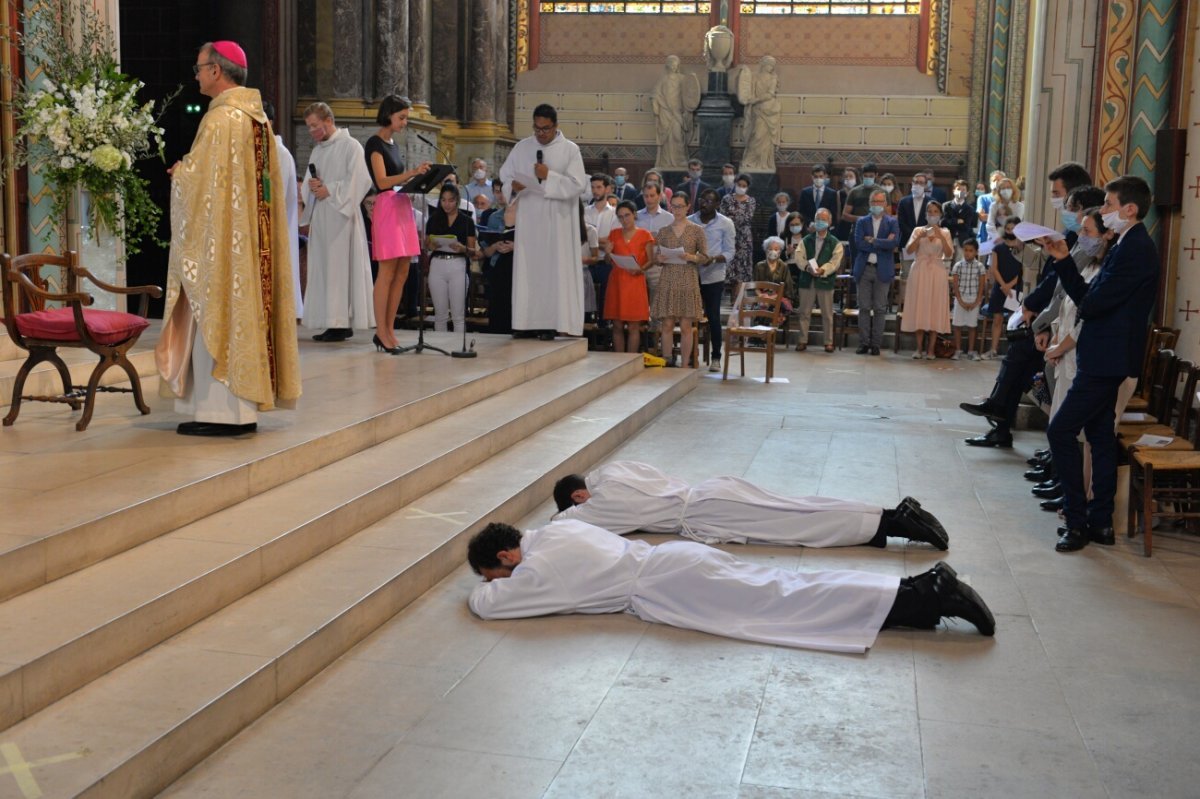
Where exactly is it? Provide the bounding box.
[966,0,1029,181]
[467,0,499,124]
[331,0,363,97]
[375,0,409,99]
[1127,0,1179,241]
[408,0,431,110]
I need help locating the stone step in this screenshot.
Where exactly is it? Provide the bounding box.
[0,351,645,731]
[0,367,696,799]
[0,337,587,602]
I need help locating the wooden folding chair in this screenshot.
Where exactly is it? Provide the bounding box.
[722,281,784,383]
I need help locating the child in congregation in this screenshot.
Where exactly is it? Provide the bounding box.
[950,238,986,360]
[982,217,1024,360]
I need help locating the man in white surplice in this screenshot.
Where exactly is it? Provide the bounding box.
[264,100,303,318]
[499,103,588,338]
[467,520,994,653]
[551,461,949,550]
[300,102,375,341]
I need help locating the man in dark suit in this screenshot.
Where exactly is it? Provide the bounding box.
[797,163,838,229]
[852,188,900,355]
[924,169,947,203]
[674,158,711,214]
[716,163,738,199]
[896,172,931,259]
[611,167,640,202]
[1040,176,1160,553]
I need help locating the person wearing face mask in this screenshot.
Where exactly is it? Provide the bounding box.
[943,179,977,257]
[716,163,739,199]
[900,200,953,359]
[982,217,1024,359]
[611,167,640,202]
[961,166,1094,451]
[798,164,838,231]
[753,237,794,320]
[836,167,859,243]
[1037,176,1160,553]
[985,177,1024,241]
[897,173,932,275]
[852,189,900,355]
[843,162,880,266]
[719,173,757,295]
[767,191,793,242]
[795,208,843,353]
[878,173,901,214]
[464,157,492,204]
[674,158,711,214]
[689,188,736,371]
[976,170,1006,241]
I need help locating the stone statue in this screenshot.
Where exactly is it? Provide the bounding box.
[737,55,781,172]
[652,55,701,170]
[704,25,734,73]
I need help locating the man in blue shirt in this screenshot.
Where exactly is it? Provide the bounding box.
[690,188,736,372]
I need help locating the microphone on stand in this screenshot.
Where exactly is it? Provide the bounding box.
[417,133,455,175]
[536,150,544,183]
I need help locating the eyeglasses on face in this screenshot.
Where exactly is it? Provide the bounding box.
[532,123,555,133]
[193,62,218,75]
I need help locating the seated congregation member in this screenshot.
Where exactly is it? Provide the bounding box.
[602,200,654,353]
[900,199,954,360]
[852,189,900,355]
[689,188,736,373]
[982,217,1024,359]
[1038,176,1160,553]
[480,180,516,334]
[552,460,948,549]
[795,207,843,353]
[960,163,1093,449]
[797,163,838,230]
[950,238,986,360]
[752,236,794,318]
[650,194,708,368]
[364,94,431,354]
[424,182,478,332]
[466,520,994,652]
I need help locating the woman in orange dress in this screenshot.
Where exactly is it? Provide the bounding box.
[603,200,655,353]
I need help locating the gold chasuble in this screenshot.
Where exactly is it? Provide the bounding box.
[156,86,301,410]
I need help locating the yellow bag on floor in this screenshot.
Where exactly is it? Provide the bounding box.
[643,352,666,368]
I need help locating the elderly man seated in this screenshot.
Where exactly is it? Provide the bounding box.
[552,460,948,549]
[466,519,994,653]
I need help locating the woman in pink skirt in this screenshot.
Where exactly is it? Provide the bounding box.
[365,95,430,353]
[900,200,954,359]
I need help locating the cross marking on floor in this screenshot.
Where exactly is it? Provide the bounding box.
[0,743,89,799]
[404,508,469,524]
[570,415,608,423]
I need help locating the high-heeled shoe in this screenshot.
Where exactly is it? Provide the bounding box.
[373,334,401,354]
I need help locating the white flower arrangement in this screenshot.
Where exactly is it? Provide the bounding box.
[8,0,177,256]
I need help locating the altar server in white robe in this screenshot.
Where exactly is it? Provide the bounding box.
[263,100,303,318]
[300,102,374,341]
[499,103,588,338]
[552,460,949,550]
[467,520,994,653]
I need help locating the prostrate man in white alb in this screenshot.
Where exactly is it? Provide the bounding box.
[499,103,589,340]
[466,519,994,653]
[300,102,375,342]
[552,460,948,550]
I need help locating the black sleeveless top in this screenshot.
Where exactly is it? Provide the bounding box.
[364,135,404,192]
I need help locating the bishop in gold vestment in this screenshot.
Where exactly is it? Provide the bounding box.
[156,42,301,435]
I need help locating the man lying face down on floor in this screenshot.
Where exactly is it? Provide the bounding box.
[551,460,949,550]
[466,519,993,653]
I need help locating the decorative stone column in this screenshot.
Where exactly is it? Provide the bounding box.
[468,0,498,123]
[409,0,430,110]
[375,0,409,99]
[332,0,363,98]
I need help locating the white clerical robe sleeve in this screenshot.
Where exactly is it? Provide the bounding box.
[323,144,371,219]
[468,561,569,619]
[539,147,588,202]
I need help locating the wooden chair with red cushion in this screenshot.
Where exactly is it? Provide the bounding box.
[1,250,162,431]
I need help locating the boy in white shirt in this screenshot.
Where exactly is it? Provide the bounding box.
[950,238,987,360]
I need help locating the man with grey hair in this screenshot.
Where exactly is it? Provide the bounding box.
[465,157,492,204]
[851,188,900,355]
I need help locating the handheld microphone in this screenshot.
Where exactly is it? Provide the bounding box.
[417,133,454,169]
[536,150,544,183]
[307,163,317,178]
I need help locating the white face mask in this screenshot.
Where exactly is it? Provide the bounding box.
[473,169,487,181]
[882,183,894,193]
[1000,188,1013,200]
[722,174,735,187]
[735,186,748,196]
[926,215,941,225]
[776,203,789,213]
[843,177,857,189]
[1102,208,1130,234]
[766,249,781,261]
[813,178,825,189]
[912,184,925,197]
[1050,196,1065,210]
[990,180,1000,191]
[954,189,967,200]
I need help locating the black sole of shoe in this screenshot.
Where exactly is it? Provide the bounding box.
[933,561,995,636]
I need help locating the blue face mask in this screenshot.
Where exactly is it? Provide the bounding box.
[974,189,985,198]
[869,205,885,216]
[614,175,625,187]
[863,177,875,187]
[1060,206,1082,233]
[814,220,830,231]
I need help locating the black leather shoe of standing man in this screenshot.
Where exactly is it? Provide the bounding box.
[856,344,869,354]
[959,399,1006,422]
[964,429,1013,448]
[1089,525,1116,546]
[1032,483,1063,499]
[870,346,881,355]
[1055,527,1090,552]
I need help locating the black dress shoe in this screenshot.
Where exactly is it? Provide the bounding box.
[537,331,557,341]
[1040,497,1064,512]
[964,429,1013,448]
[1034,478,1058,490]
[958,399,1006,421]
[1024,467,1053,482]
[1088,525,1116,546]
[870,346,881,355]
[313,328,352,342]
[1056,527,1090,552]
[1034,448,1050,458]
[177,422,258,437]
[1027,452,1052,466]
[886,497,950,550]
[856,345,869,354]
[909,562,995,636]
[1032,483,1063,499]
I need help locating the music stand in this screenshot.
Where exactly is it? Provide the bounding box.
[394,164,457,356]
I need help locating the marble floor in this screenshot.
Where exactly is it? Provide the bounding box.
[161,347,1200,799]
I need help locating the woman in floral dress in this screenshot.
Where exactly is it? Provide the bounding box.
[719,173,756,295]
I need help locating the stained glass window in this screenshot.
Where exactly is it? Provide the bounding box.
[741,1,921,13]
[539,2,711,12]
